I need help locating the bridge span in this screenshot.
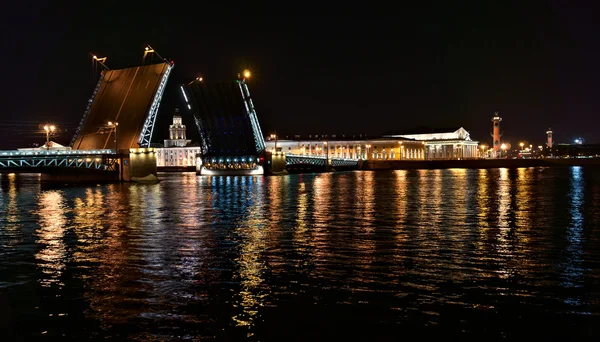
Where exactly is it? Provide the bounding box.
[182,76,269,175]
[5,61,175,182]
[2,57,363,181]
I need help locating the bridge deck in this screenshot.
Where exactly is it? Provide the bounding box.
[71,62,171,150]
[183,80,265,159]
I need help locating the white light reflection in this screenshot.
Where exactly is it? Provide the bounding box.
[494,168,515,279]
[561,166,585,305]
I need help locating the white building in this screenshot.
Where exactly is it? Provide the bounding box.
[164,108,191,147]
[156,146,201,167]
[156,109,200,168]
[383,127,479,159]
[265,127,479,161]
[265,137,427,160]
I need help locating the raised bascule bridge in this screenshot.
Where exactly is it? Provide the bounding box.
[181,73,360,176]
[0,58,173,182]
[0,52,359,181]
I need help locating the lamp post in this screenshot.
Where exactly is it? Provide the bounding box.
[43,124,56,150]
[269,133,277,152]
[108,121,118,152]
[398,141,403,160]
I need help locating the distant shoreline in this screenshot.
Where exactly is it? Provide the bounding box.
[361,158,600,170]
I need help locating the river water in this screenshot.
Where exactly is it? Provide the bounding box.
[1,167,599,340]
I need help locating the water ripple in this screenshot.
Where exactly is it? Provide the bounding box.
[1,168,600,339]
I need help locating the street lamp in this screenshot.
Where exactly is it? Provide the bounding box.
[107,121,118,152]
[43,124,56,150]
[501,143,507,158]
[480,145,487,158]
[519,142,524,151]
[92,55,109,70]
[243,69,251,79]
[269,133,278,152]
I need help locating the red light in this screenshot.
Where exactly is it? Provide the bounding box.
[260,157,264,162]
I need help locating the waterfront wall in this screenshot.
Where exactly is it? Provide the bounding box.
[362,158,600,170]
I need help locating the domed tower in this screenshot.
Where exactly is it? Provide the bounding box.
[546,128,553,148]
[491,112,502,156]
[164,108,191,147]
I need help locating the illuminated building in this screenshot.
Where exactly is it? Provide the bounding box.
[382,127,479,159]
[267,128,479,161]
[164,108,191,147]
[266,137,426,160]
[155,109,200,168]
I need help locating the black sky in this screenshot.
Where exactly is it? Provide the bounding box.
[1,1,599,149]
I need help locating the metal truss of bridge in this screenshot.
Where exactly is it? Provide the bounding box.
[285,154,361,169]
[0,150,118,172]
[0,60,172,182]
[71,61,173,151]
[181,77,267,175]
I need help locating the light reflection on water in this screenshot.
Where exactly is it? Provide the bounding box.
[34,190,68,288]
[1,168,600,340]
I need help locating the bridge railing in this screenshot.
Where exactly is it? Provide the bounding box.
[0,149,115,157]
[285,154,360,162]
[285,154,361,168]
[0,149,118,171]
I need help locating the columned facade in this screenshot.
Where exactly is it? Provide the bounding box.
[265,138,426,160]
[156,146,201,167]
[384,127,479,160]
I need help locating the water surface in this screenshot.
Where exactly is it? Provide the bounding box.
[1,167,599,340]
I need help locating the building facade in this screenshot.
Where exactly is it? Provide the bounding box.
[266,127,479,161]
[265,138,427,160]
[164,108,191,147]
[383,127,479,159]
[156,146,201,167]
[155,109,199,168]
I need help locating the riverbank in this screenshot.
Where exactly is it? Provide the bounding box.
[157,166,196,172]
[362,158,600,170]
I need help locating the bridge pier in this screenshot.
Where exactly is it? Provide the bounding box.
[119,148,158,182]
[266,151,288,175]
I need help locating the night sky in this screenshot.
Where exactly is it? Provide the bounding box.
[2,1,600,149]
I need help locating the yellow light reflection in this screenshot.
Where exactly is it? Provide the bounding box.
[293,179,310,254]
[392,170,408,265]
[312,172,334,269]
[2,173,22,247]
[232,176,269,329]
[34,190,68,288]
